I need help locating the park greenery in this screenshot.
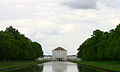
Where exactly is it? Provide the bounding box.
[0,61,45,72]
[74,61,120,72]
[7,63,43,72]
[0,26,43,61]
[77,24,120,60]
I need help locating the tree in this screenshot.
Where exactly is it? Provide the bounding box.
[0,26,44,61]
[77,24,120,61]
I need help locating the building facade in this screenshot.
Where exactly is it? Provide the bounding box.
[52,47,67,61]
[67,55,78,61]
[37,55,52,61]
[37,47,80,61]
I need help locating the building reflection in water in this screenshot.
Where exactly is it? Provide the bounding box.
[42,61,78,72]
[41,62,53,72]
[67,62,78,72]
[52,61,67,72]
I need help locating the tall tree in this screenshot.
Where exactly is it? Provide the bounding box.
[77,24,120,61]
[0,26,44,61]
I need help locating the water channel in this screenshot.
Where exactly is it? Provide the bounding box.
[8,61,106,72]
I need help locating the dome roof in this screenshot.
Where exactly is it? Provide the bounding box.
[53,47,66,51]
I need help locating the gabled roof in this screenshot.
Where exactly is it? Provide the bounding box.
[53,47,66,51]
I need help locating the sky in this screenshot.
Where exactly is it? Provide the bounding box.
[0,0,120,55]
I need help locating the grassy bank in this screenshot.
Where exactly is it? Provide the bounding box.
[0,61,46,72]
[73,61,120,72]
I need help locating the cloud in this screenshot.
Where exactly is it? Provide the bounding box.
[60,0,97,9]
[100,0,120,8]
[0,0,120,55]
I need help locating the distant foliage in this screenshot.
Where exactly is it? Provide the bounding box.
[77,24,120,60]
[0,26,43,61]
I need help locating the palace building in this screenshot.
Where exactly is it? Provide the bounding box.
[37,47,80,61]
[52,47,67,61]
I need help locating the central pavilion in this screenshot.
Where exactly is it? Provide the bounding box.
[52,47,67,61]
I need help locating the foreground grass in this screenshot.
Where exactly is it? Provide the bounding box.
[73,61,120,72]
[0,61,46,72]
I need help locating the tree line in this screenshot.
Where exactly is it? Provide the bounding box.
[0,26,43,61]
[77,24,120,60]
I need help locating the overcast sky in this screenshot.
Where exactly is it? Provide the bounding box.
[0,0,120,55]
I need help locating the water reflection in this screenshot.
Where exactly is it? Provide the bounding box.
[7,61,106,72]
[7,65,43,72]
[52,61,67,72]
[77,64,106,72]
[42,61,78,72]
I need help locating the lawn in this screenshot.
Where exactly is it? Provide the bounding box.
[0,61,46,72]
[73,61,120,72]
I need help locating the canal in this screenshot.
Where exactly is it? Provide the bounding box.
[8,61,106,72]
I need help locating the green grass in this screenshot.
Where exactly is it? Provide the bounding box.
[0,61,46,72]
[73,61,120,72]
